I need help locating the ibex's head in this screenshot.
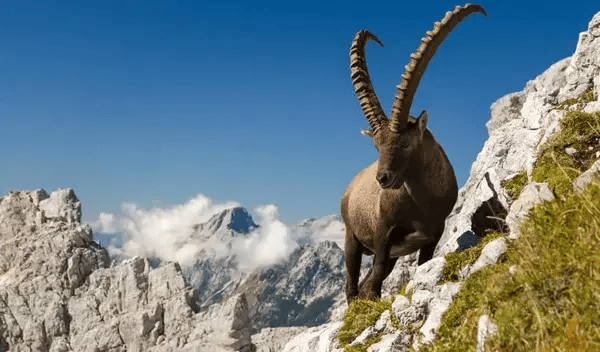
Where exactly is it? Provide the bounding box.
[350,4,486,189]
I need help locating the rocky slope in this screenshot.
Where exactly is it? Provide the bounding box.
[276,10,600,352]
[0,189,257,351]
[0,187,352,350]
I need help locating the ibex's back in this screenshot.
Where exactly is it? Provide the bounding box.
[341,4,485,303]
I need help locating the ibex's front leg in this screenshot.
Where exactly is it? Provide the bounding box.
[345,228,363,303]
[370,225,394,299]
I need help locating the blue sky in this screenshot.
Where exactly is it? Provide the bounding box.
[1,1,598,224]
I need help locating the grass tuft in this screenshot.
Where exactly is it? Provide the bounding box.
[338,297,394,351]
[553,88,595,110]
[502,170,528,200]
[441,232,504,283]
[531,110,600,197]
[530,149,579,196]
[397,281,414,302]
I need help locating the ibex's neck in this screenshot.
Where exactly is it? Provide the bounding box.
[403,138,455,212]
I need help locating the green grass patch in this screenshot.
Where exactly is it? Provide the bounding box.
[502,170,528,200]
[553,88,594,110]
[419,177,600,351]
[343,332,384,352]
[441,232,504,283]
[531,110,600,197]
[542,110,600,151]
[530,148,580,196]
[338,298,394,351]
[397,281,414,302]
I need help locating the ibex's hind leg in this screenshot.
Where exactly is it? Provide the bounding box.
[345,229,363,303]
[418,241,436,265]
[417,226,444,265]
[358,256,397,297]
[358,266,372,296]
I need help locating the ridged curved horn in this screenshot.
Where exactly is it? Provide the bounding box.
[388,4,487,133]
[350,30,387,134]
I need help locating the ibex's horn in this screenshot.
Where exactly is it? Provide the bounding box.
[388,4,487,133]
[350,30,387,134]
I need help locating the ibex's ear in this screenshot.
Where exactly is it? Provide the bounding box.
[360,128,374,138]
[417,110,428,135]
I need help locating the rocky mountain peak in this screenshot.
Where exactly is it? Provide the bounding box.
[195,206,258,236]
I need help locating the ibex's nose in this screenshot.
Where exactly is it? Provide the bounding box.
[377,170,395,188]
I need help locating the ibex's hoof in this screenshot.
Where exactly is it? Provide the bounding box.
[346,288,359,304]
[346,295,358,304]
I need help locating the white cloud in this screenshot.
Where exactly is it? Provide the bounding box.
[231,204,298,271]
[90,194,239,266]
[91,212,116,233]
[307,216,345,249]
[88,193,345,271]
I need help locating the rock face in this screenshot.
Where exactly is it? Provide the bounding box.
[231,240,345,330]
[0,189,254,351]
[505,183,554,239]
[0,189,109,351]
[437,11,600,257]
[195,206,258,235]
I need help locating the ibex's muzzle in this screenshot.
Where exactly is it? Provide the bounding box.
[376,170,396,189]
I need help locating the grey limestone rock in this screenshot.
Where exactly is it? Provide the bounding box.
[506,182,554,239]
[373,310,395,335]
[573,159,600,192]
[281,322,344,352]
[381,253,418,298]
[39,188,81,224]
[411,257,445,291]
[392,295,410,319]
[0,189,109,351]
[0,189,256,352]
[252,326,309,352]
[349,326,377,346]
[436,53,575,257]
[558,12,600,103]
[366,331,411,352]
[476,315,498,352]
[461,238,507,279]
[419,282,462,344]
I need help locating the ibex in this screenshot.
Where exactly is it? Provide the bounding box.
[341,4,486,302]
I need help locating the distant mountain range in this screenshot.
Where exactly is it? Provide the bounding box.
[184,207,348,330]
[95,204,350,330]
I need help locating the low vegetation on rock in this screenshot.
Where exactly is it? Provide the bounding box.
[532,101,600,196]
[419,95,600,351]
[422,174,600,351]
[501,170,528,201]
[440,231,504,284]
[338,298,396,352]
[553,87,595,110]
